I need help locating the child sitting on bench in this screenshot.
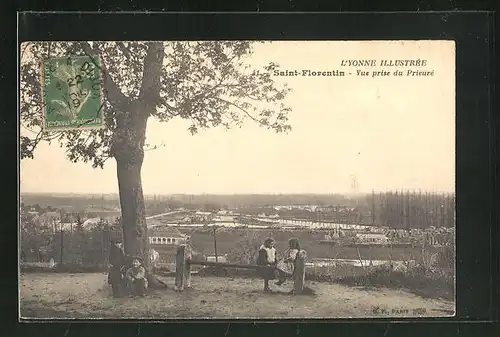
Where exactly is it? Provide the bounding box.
[256,238,278,292]
[275,238,301,286]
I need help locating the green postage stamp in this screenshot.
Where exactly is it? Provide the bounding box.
[42,55,104,131]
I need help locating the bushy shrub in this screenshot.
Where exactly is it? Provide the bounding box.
[333,257,454,300]
[20,220,121,268]
[226,230,264,265]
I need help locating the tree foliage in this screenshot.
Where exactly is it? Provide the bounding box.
[21,41,292,280]
[20,41,292,167]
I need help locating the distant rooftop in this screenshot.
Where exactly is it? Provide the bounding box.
[149,227,186,238]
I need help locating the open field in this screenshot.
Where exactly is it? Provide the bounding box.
[20,273,454,319]
[185,228,445,261]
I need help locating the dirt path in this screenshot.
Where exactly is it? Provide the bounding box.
[20,273,454,319]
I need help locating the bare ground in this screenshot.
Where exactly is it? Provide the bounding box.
[20,273,455,319]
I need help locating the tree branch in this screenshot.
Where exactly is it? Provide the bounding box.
[20,42,31,61]
[79,42,129,110]
[21,123,39,135]
[138,42,165,112]
[144,143,166,152]
[82,133,93,146]
[215,98,262,125]
[116,42,132,59]
[116,42,143,70]
[31,129,45,150]
[156,97,181,119]
[46,131,65,141]
[98,153,114,167]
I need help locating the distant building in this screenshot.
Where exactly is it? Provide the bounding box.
[84,209,121,219]
[315,206,336,213]
[146,219,164,228]
[148,227,189,246]
[273,205,293,211]
[34,211,61,224]
[82,217,102,229]
[356,233,388,244]
[215,215,235,222]
[59,222,78,231]
[217,210,235,216]
[32,211,61,231]
[316,205,356,213]
[181,216,191,223]
[206,254,229,263]
[193,211,214,222]
[195,211,213,216]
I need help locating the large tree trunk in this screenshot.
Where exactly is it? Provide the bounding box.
[116,155,147,262]
[113,109,166,289]
[111,42,166,289]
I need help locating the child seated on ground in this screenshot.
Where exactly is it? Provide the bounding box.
[125,256,148,297]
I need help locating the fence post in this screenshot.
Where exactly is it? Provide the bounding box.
[213,226,218,262]
[175,245,186,291]
[60,229,64,267]
[184,245,192,289]
[293,249,307,294]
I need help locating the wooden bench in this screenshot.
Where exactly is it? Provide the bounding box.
[175,245,307,294]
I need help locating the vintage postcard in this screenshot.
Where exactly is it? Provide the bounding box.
[19,40,456,319]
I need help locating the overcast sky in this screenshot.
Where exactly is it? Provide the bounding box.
[20,41,455,195]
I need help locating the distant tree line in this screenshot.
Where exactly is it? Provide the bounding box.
[22,193,370,212]
[21,195,121,211]
[370,191,455,229]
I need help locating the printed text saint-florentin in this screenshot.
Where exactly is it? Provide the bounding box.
[273,59,431,77]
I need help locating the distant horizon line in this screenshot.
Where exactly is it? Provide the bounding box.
[20,190,456,196]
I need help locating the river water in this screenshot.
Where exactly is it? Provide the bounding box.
[149,221,370,230]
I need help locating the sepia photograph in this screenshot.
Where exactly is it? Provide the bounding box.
[19,40,456,319]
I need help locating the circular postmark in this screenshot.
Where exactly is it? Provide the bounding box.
[42,55,104,131]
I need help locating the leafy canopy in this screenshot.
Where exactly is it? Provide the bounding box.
[20,41,292,168]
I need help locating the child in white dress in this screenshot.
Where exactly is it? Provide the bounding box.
[275,238,301,286]
[256,238,278,292]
